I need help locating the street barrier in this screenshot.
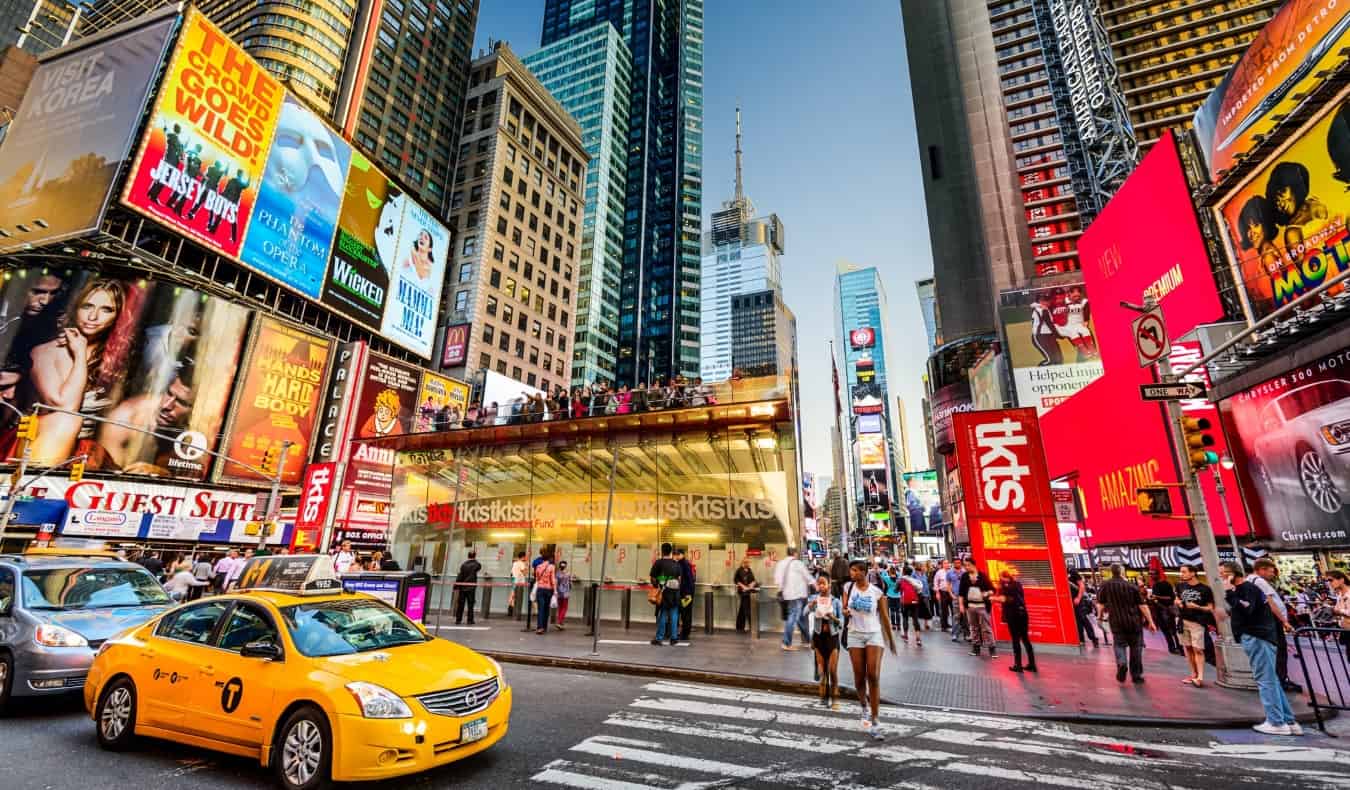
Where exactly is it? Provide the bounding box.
[620,586,632,630]
[704,590,715,635]
[1292,627,1350,734]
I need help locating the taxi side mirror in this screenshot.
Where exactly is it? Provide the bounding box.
[241,640,283,661]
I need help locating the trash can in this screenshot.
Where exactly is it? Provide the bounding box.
[342,571,433,623]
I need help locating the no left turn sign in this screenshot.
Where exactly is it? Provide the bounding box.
[1132,309,1169,368]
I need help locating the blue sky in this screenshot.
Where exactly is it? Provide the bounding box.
[474,1,934,478]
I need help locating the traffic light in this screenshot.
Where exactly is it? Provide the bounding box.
[1136,486,1172,517]
[260,446,278,476]
[1181,416,1219,470]
[68,460,84,482]
[15,415,37,441]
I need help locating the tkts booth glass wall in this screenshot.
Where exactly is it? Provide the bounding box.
[361,383,802,630]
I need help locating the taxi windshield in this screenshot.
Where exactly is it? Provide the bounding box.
[21,566,171,610]
[280,598,428,657]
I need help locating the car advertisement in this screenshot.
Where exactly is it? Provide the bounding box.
[952,408,1075,644]
[998,281,1102,415]
[1041,132,1250,546]
[414,371,470,432]
[238,94,352,299]
[380,198,450,358]
[0,14,176,253]
[321,151,397,329]
[1194,0,1350,183]
[0,268,250,479]
[122,8,283,259]
[1222,344,1350,549]
[1216,87,1350,321]
[218,317,331,485]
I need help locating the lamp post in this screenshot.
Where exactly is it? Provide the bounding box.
[1213,453,1243,573]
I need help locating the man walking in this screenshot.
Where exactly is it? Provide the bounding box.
[734,558,759,632]
[958,558,996,657]
[774,547,815,651]
[1250,558,1302,693]
[455,551,482,625]
[509,551,529,618]
[650,543,682,646]
[1221,562,1301,736]
[1149,568,1182,655]
[934,559,953,631]
[675,548,696,642]
[1096,564,1156,683]
[1176,564,1215,687]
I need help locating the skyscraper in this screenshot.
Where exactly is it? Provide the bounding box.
[699,108,785,383]
[915,277,938,352]
[541,0,704,386]
[523,24,633,388]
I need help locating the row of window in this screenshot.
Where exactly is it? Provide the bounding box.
[474,351,556,393]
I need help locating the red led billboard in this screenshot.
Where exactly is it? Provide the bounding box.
[953,408,1075,645]
[1040,131,1250,546]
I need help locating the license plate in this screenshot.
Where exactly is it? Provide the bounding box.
[460,717,488,743]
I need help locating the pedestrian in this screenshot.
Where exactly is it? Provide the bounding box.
[225,548,252,590]
[533,549,556,635]
[138,551,165,581]
[773,546,815,651]
[917,561,933,630]
[190,554,213,600]
[1220,561,1302,736]
[1327,570,1350,662]
[675,548,696,642]
[1176,563,1215,687]
[1096,563,1156,684]
[900,565,924,645]
[555,560,573,629]
[946,560,965,642]
[333,540,357,574]
[1068,569,1098,648]
[455,551,482,625]
[934,559,954,631]
[1149,568,1183,656]
[734,558,759,632]
[164,561,208,602]
[958,558,996,657]
[650,543,682,646]
[212,549,239,593]
[880,563,902,630]
[1250,558,1301,693]
[808,573,843,709]
[829,550,850,598]
[509,551,528,618]
[843,559,895,739]
[994,569,1036,673]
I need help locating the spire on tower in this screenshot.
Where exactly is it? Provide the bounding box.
[734,103,744,202]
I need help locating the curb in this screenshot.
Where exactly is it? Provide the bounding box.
[484,650,1337,729]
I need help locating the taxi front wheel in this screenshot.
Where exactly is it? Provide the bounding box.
[274,706,332,790]
[95,678,138,751]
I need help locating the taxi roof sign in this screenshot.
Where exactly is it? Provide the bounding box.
[234,554,342,596]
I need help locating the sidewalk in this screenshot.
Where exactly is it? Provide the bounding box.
[433,614,1330,727]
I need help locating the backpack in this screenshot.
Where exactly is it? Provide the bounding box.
[901,577,919,606]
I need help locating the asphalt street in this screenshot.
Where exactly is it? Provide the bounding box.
[3,665,1350,789]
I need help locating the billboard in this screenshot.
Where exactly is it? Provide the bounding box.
[849,327,876,349]
[861,468,889,511]
[0,268,250,479]
[380,199,450,358]
[998,282,1102,414]
[1216,89,1350,321]
[1221,344,1350,549]
[929,381,972,454]
[0,15,176,253]
[122,8,283,259]
[218,318,331,485]
[441,323,470,368]
[342,354,421,507]
[856,413,883,434]
[293,461,337,551]
[1194,0,1350,183]
[952,408,1076,644]
[238,94,352,299]
[311,341,366,464]
[969,349,1005,410]
[857,433,886,469]
[322,151,397,328]
[902,470,941,534]
[414,371,471,432]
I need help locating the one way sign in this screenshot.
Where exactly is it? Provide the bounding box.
[1139,382,1207,401]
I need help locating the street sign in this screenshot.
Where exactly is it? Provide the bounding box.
[1139,381,1207,401]
[1132,309,1169,367]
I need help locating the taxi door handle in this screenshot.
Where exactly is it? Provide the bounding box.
[200,665,215,677]
[139,650,155,660]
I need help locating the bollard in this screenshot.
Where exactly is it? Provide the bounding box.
[750,589,760,640]
[522,588,534,632]
[704,590,715,635]
[621,587,632,630]
[583,584,597,630]
[481,585,493,620]
[449,588,461,622]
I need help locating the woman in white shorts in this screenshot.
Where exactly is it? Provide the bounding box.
[844,559,895,739]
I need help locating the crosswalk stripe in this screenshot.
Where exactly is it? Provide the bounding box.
[570,734,764,778]
[533,759,668,790]
[604,710,876,753]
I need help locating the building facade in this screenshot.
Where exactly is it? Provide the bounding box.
[730,289,794,380]
[542,0,704,386]
[522,24,633,389]
[915,276,938,352]
[437,43,590,394]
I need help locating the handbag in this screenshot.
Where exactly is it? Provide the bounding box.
[647,586,662,606]
[550,593,559,609]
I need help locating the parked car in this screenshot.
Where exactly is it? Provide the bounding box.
[0,553,173,712]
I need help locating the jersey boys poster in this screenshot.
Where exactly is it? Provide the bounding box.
[122,8,282,259]
[239,94,352,299]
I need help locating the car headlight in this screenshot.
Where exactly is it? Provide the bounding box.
[1321,421,1350,446]
[345,681,412,719]
[487,657,506,685]
[34,624,88,648]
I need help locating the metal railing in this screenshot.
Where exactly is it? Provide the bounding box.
[1292,626,1350,734]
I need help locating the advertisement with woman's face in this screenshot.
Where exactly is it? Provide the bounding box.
[0,268,250,477]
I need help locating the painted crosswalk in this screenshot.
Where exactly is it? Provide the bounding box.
[531,679,1350,789]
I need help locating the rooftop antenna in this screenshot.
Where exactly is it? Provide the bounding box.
[734,102,744,202]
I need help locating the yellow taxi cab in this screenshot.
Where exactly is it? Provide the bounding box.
[83,555,510,789]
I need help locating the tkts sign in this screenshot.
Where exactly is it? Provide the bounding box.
[953,408,1076,644]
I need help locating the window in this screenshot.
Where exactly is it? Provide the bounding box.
[558,337,566,353]
[517,312,528,331]
[531,320,541,339]
[469,185,483,203]
[498,332,510,352]
[526,373,537,387]
[489,269,501,288]
[503,168,514,185]
[461,235,477,256]
[158,600,230,644]
[0,568,12,613]
[458,264,473,283]
[499,192,510,211]
[514,340,525,358]
[482,325,494,343]
[512,366,522,380]
[479,352,492,370]
[529,346,539,365]
[534,295,544,312]
[454,290,469,311]
[545,328,554,345]
[504,278,516,298]
[502,304,513,323]
[218,604,280,652]
[520,285,530,304]
[486,296,498,316]
[492,243,505,261]
[496,217,507,234]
